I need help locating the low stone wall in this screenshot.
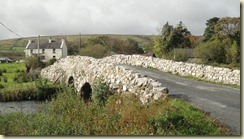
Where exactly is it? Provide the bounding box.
[41,56,169,104]
[41,54,239,103]
[101,55,240,85]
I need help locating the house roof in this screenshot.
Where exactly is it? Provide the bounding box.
[26,40,62,49]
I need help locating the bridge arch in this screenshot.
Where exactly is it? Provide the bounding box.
[68,76,75,88]
[80,82,92,102]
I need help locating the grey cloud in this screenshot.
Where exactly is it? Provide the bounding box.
[0,0,240,40]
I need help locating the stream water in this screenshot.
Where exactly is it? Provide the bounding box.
[0,101,48,115]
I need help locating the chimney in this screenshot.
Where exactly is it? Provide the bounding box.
[62,38,65,44]
[49,37,52,43]
[38,35,40,56]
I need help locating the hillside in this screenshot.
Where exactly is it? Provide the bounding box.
[0,34,155,60]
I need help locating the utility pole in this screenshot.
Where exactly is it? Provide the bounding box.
[78,33,81,54]
[38,35,40,56]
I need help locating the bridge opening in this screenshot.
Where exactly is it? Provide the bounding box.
[68,76,75,88]
[80,82,92,102]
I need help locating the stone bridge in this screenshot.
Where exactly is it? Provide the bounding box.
[41,55,240,103]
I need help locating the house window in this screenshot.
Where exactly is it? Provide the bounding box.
[30,49,33,54]
[42,49,45,54]
[53,49,56,54]
[53,56,56,59]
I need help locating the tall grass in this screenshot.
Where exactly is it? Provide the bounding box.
[0,86,227,135]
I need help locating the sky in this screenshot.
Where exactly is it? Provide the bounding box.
[0,0,240,40]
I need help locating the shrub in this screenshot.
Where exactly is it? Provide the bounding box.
[2,68,7,73]
[194,40,226,64]
[25,56,46,70]
[47,59,57,66]
[149,99,224,135]
[14,69,20,73]
[111,38,144,55]
[80,44,108,58]
[92,78,111,106]
[3,76,7,83]
[0,84,4,89]
[173,50,189,62]
[85,35,111,47]
[14,70,40,83]
[0,71,2,76]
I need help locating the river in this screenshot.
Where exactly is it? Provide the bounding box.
[0,101,48,115]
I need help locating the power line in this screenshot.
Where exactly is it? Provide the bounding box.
[0,20,23,38]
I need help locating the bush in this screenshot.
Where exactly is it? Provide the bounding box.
[173,50,189,62]
[14,70,40,83]
[85,35,111,47]
[80,44,108,58]
[14,69,21,73]
[194,40,226,63]
[47,59,57,66]
[149,99,224,135]
[25,56,46,70]
[0,84,4,89]
[111,38,144,55]
[92,78,111,106]
[3,76,7,83]
[0,71,2,76]
[2,68,7,73]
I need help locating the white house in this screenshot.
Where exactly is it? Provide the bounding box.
[25,38,68,62]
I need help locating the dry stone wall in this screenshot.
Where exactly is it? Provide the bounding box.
[101,55,240,85]
[41,56,169,104]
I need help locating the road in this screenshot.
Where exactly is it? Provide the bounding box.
[119,64,241,135]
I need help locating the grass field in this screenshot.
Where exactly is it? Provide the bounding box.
[0,63,60,102]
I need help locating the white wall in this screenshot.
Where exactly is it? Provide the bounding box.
[25,48,62,62]
[25,39,68,62]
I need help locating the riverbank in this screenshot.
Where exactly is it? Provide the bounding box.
[0,86,228,135]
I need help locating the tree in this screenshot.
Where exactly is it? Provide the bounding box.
[194,39,226,63]
[195,17,240,65]
[203,17,220,41]
[214,17,240,46]
[111,38,144,55]
[153,21,192,58]
[170,21,191,48]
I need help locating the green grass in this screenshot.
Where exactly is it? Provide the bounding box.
[0,86,227,135]
[0,63,25,88]
[0,63,61,102]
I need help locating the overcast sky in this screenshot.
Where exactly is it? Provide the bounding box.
[0,0,240,40]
